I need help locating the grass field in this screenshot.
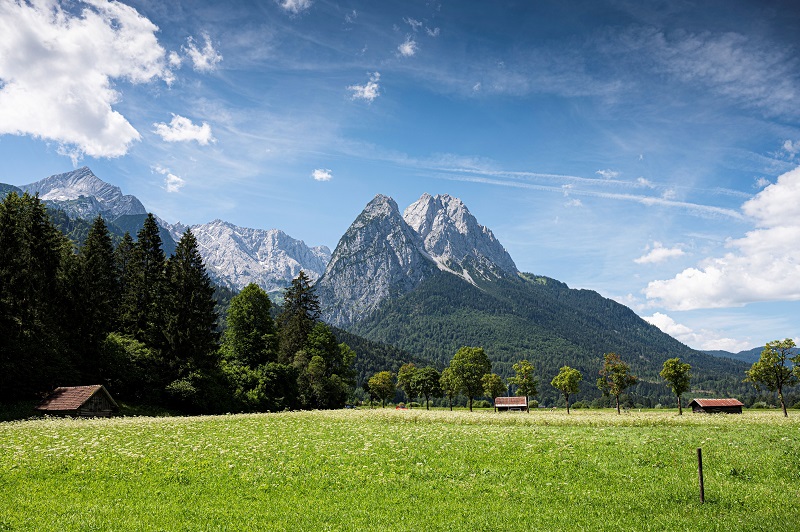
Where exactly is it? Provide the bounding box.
[1,409,799,531]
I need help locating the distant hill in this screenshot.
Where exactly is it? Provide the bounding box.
[705,346,800,365]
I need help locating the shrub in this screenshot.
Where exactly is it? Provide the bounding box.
[473,400,492,409]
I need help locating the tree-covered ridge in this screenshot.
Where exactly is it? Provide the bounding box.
[348,269,753,406]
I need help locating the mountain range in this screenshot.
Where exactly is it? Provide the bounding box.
[2,167,762,403]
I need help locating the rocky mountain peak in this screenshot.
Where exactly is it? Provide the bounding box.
[20,166,146,218]
[403,192,517,279]
[315,194,438,327]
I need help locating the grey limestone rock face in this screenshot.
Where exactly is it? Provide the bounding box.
[20,166,147,219]
[317,192,517,327]
[315,194,439,327]
[188,219,331,292]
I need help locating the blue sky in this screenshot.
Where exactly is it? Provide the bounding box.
[1,0,799,352]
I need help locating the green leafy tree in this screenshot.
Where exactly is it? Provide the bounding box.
[745,339,798,417]
[439,367,458,411]
[509,359,538,412]
[162,229,220,410]
[221,283,278,367]
[597,353,637,414]
[482,373,506,410]
[397,362,419,407]
[277,271,321,363]
[551,366,582,414]
[449,346,492,411]
[660,358,691,415]
[412,366,441,410]
[368,371,396,407]
[296,323,355,409]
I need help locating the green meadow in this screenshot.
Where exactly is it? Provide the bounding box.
[1,409,798,531]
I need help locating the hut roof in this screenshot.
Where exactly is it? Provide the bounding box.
[688,398,743,408]
[494,396,528,407]
[36,385,118,412]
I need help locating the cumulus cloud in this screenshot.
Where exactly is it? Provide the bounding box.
[645,166,800,309]
[643,312,750,352]
[153,165,186,193]
[183,33,222,72]
[596,169,619,179]
[634,242,685,264]
[398,36,418,57]
[153,115,214,145]
[754,176,771,189]
[404,17,422,32]
[782,140,800,159]
[277,0,312,14]
[0,0,173,158]
[348,72,381,102]
[311,168,333,182]
[426,27,440,37]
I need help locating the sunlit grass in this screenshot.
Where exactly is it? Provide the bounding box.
[1,409,798,530]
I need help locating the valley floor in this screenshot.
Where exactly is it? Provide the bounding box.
[1,409,798,531]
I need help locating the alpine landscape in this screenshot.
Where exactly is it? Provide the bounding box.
[2,1,799,530]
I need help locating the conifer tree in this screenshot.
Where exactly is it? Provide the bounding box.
[162,229,220,408]
[277,271,321,363]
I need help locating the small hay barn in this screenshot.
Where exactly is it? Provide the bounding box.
[688,398,744,414]
[36,385,119,417]
[494,396,528,412]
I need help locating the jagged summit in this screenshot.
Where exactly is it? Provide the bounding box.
[317,192,518,327]
[403,193,517,280]
[180,219,331,292]
[315,194,439,327]
[20,166,146,218]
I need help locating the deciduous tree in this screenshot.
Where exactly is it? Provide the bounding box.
[551,366,582,413]
[509,359,538,412]
[597,353,637,414]
[449,346,491,411]
[397,362,418,407]
[745,339,798,417]
[660,358,691,415]
[439,367,458,411]
[412,366,441,410]
[482,373,506,410]
[368,371,395,408]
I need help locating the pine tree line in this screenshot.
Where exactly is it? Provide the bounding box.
[0,192,354,413]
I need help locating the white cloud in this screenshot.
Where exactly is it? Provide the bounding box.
[782,140,800,159]
[472,82,481,92]
[277,0,312,14]
[398,36,418,57]
[348,72,381,102]
[596,169,619,179]
[311,168,332,182]
[404,17,422,32]
[183,33,222,73]
[153,114,214,145]
[634,241,685,264]
[636,177,654,188]
[754,176,771,189]
[0,0,173,158]
[426,27,440,37]
[345,10,357,24]
[643,312,750,352]
[153,165,186,193]
[565,198,583,208]
[645,166,800,309]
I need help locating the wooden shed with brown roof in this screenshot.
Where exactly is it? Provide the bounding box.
[688,398,744,414]
[36,385,119,417]
[494,396,528,412]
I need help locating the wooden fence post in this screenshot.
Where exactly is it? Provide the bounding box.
[697,447,705,503]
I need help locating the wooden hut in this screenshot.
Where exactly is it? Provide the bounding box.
[494,396,528,412]
[688,398,743,414]
[36,385,119,417]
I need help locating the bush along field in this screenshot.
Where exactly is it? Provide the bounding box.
[1,409,799,531]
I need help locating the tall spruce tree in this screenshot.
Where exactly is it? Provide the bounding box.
[0,193,77,398]
[162,229,220,409]
[120,214,166,346]
[75,215,120,383]
[277,271,321,363]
